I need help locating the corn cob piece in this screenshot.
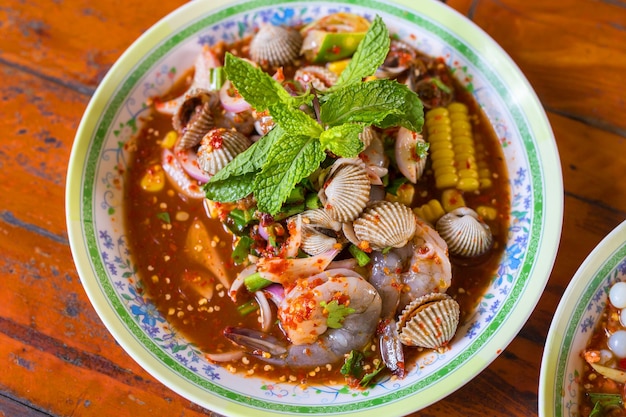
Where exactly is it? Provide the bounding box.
[447,102,479,192]
[413,199,446,225]
[425,107,458,189]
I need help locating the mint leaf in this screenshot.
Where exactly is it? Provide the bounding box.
[268,101,322,137]
[253,135,326,214]
[333,15,390,88]
[204,172,255,202]
[320,79,423,132]
[224,53,292,110]
[319,123,364,157]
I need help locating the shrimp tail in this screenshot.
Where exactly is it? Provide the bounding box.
[223,327,287,357]
[379,319,405,378]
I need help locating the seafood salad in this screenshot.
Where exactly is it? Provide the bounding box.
[580,281,626,416]
[125,12,510,387]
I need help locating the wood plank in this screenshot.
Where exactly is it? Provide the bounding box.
[0,0,187,91]
[0,332,211,416]
[469,0,626,134]
[0,63,87,238]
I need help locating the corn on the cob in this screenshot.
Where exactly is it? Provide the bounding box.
[425,107,458,189]
[447,102,479,192]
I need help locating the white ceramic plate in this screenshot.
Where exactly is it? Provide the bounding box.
[66,0,562,415]
[540,221,626,417]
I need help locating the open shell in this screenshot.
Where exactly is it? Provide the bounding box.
[292,209,343,256]
[397,292,460,350]
[294,65,338,91]
[350,201,416,251]
[436,207,494,257]
[319,158,371,223]
[249,24,303,67]
[197,128,252,176]
[172,89,216,149]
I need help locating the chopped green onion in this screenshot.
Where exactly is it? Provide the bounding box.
[430,77,453,94]
[386,176,408,196]
[305,192,321,210]
[349,244,371,266]
[232,235,253,264]
[244,272,272,292]
[588,392,623,417]
[273,203,305,221]
[227,208,255,234]
[156,212,170,224]
[285,185,305,204]
[208,67,225,90]
[237,300,259,316]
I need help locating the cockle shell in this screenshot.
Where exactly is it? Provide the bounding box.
[172,89,216,150]
[350,201,417,251]
[397,292,460,350]
[197,128,252,176]
[319,158,371,223]
[291,209,343,256]
[294,65,338,91]
[435,207,494,258]
[249,24,303,67]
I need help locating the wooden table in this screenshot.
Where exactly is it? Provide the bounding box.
[1,0,625,416]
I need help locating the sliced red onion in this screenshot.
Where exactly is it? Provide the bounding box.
[257,248,340,285]
[219,79,252,113]
[229,264,257,301]
[174,148,211,183]
[263,283,285,306]
[205,350,244,363]
[255,290,273,332]
[161,148,205,199]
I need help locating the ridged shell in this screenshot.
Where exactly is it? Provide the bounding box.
[435,207,493,257]
[197,128,252,176]
[249,24,303,67]
[293,209,343,256]
[294,65,338,91]
[397,293,460,349]
[351,201,417,251]
[359,125,379,149]
[172,89,216,149]
[320,159,371,222]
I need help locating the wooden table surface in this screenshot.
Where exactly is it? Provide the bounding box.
[1,0,625,416]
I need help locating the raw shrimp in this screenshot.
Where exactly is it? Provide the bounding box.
[224,268,382,367]
[370,217,452,317]
[369,217,451,376]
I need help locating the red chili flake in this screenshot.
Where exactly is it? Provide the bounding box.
[619,358,626,370]
[207,128,226,149]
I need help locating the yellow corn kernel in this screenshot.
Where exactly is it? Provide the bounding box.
[458,168,479,179]
[425,107,449,120]
[140,165,166,192]
[479,178,493,189]
[441,189,466,212]
[435,173,459,190]
[413,199,446,224]
[457,177,481,192]
[432,157,455,171]
[161,130,178,149]
[386,183,415,206]
[447,102,468,114]
[476,205,498,221]
[327,59,351,75]
[429,141,453,153]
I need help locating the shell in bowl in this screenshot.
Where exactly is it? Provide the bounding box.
[65,0,562,416]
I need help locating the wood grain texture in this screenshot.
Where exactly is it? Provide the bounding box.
[0,0,625,416]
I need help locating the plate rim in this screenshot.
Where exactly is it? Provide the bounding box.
[66,0,563,415]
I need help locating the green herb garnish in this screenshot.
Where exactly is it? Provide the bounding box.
[232,235,253,264]
[416,140,430,160]
[340,350,383,388]
[204,15,424,215]
[320,300,355,329]
[349,244,371,267]
[588,392,623,417]
[237,299,259,316]
[156,212,170,223]
[244,272,273,292]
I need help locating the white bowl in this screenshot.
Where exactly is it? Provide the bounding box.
[540,221,626,417]
[66,0,563,415]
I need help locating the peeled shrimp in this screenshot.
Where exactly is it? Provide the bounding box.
[224,268,382,367]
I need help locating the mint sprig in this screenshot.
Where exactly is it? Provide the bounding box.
[204,15,424,215]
